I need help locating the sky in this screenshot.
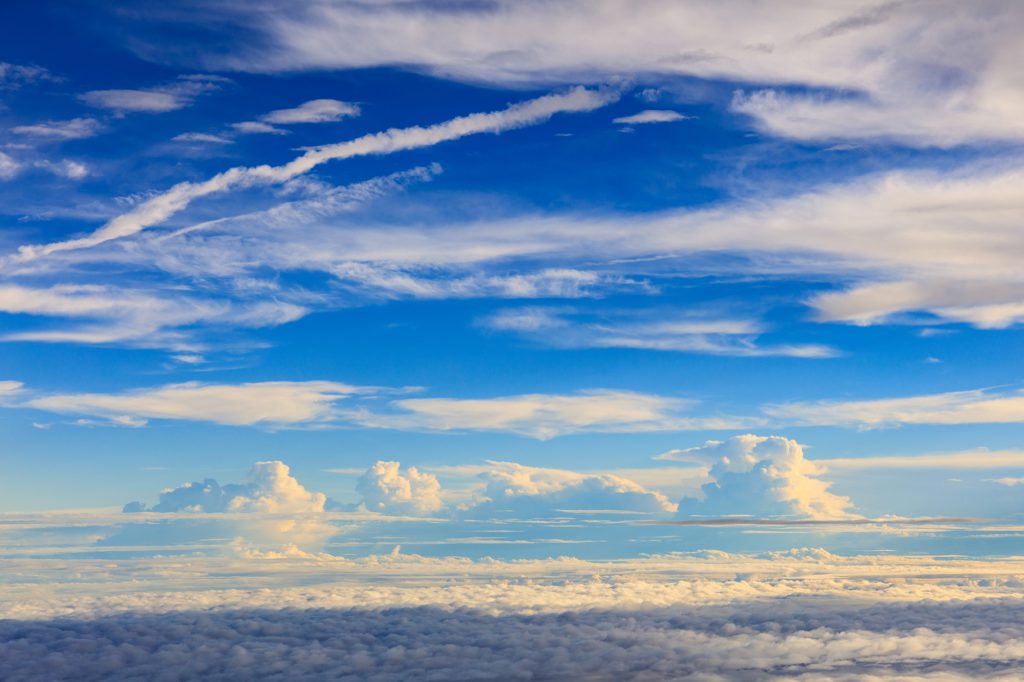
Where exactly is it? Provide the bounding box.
[3,2,1024,679]
[0,0,1022,547]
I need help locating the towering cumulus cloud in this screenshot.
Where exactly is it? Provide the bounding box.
[356,461,444,515]
[663,435,852,519]
[123,461,332,550]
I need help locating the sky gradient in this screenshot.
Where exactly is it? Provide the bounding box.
[1,3,1024,679]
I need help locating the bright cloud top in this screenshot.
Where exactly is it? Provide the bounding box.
[664,435,853,519]
[356,461,444,516]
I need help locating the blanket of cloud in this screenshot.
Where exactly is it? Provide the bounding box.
[2,552,1024,681]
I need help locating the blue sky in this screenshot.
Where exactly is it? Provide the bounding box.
[1,0,1024,560]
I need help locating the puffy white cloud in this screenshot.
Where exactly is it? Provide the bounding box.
[261,98,360,124]
[472,461,676,515]
[11,117,103,140]
[356,461,444,515]
[124,461,331,550]
[27,380,367,427]
[766,389,1024,428]
[664,435,853,519]
[10,86,615,262]
[613,109,689,125]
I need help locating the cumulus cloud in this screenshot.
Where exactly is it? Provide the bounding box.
[261,98,360,124]
[356,461,444,515]
[663,435,853,519]
[123,461,332,550]
[11,117,103,140]
[79,75,226,113]
[613,109,690,124]
[471,461,676,515]
[9,86,615,263]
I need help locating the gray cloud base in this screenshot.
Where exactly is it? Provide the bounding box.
[3,598,1023,681]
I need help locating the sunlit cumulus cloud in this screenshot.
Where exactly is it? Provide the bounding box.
[471,461,676,515]
[356,461,444,515]
[124,461,333,550]
[661,435,853,519]
[353,459,675,516]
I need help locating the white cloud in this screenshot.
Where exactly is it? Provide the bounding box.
[821,450,1024,471]
[0,283,307,348]
[187,0,1024,146]
[356,461,444,515]
[80,162,1024,331]
[378,389,730,439]
[332,266,613,300]
[26,380,367,427]
[472,461,676,514]
[230,120,288,135]
[766,388,1024,428]
[79,75,225,114]
[172,132,233,144]
[613,109,689,124]
[481,307,836,358]
[261,98,360,124]
[989,477,1024,486]
[4,550,1024,680]
[663,435,853,519]
[11,117,103,140]
[125,460,332,549]
[11,86,616,263]
[0,151,19,180]
[0,62,56,89]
